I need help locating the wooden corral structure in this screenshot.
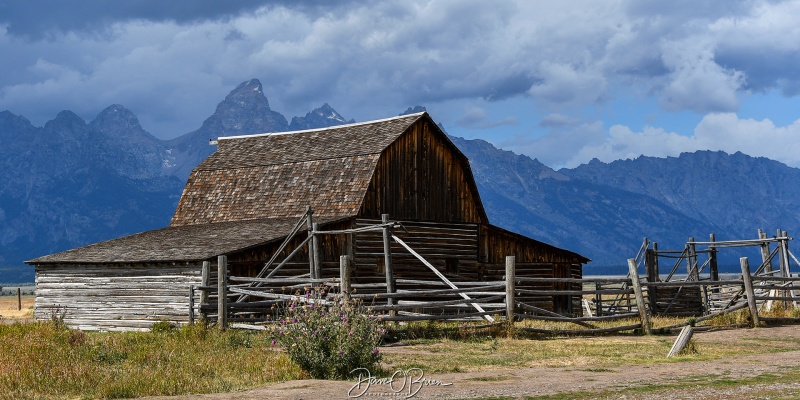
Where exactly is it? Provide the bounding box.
[637,229,797,317]
[27,112,588,331]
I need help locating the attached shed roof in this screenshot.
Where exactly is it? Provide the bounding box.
[170,113,427,226]
[28,217,336,264]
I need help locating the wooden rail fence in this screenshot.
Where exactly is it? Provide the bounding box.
[194,221,799,334]
[195,254,800,334]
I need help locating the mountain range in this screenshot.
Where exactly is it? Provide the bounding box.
[2,78,798,282]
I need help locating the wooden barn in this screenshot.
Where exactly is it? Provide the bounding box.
[27,112,589,331]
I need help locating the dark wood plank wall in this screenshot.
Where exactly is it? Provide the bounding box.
[359,120,484,224]
[228,219,480,282]
[480,225,584,315]
[227,219,354,279]
[352,219,480,283]
[35,264,202,331]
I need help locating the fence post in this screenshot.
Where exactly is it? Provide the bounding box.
[200,261,210,321]
[312,222,322,282]
[505,256,516,322]
[189,286,195,325]
[17,287,22,311]
[381,214,396,307]
[307,207,316,279]
[340,255,352,302]
[627,258,651,334]
[217,255,228,329]
[740,257,760,327]
[667,325,694,358]
[758,229,773,273]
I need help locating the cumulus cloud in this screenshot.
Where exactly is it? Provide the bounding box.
[1,0,800,144]
[528,62,607,106]
[658,39,745,113]
[519,113,800,169]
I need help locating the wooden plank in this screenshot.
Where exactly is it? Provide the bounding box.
[628,258,651,334]
[667,326,694,357]
[506,256,515,321]
[740,257,760,327]
[392,233,493,322]
[218,255,228,329]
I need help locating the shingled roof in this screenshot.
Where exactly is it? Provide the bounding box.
[28,217,340,264]
[170,113,427,226]
[30,113,433,264]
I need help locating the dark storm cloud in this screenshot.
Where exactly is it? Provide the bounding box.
[0,0,355,38]
[3,0,800,169]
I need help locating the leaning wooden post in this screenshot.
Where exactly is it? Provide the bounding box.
[627,258,651,334]
[381,214,396,307]
[217,255,228,329]
[200,261,210,321]
[505,256,516,322]
[339,255,352,302]
[667,325,695,358]
[740,257,760,327]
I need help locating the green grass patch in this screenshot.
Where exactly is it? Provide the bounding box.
[465,375,512,382]
[0,321,304,399]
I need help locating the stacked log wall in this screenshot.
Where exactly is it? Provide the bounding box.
[35,264,202,331]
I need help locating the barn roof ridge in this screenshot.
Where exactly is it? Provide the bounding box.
[217,111,426,141]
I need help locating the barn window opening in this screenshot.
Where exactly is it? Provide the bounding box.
[376,258,385,274]
[445,258,459,276]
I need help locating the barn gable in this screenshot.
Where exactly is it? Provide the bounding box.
[170,112,487,226]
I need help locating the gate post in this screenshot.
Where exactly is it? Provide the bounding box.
[628,258,651,334]
[505,256,516,322]
[381,214,396,308]
[217,255,228,329]
[740,257,760,327]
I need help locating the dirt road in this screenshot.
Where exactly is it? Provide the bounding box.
[144,325,800,399]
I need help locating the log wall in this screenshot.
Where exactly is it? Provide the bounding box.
[35,264,202,331]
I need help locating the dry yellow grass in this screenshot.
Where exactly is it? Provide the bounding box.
[0,294,34,320]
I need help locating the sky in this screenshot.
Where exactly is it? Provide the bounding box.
[2,0,800,169]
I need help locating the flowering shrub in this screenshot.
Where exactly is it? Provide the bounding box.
[271,286,383,379]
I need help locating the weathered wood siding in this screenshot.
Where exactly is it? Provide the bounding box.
[228,219,481,285]
[227,219,354,279]
[360,119,485,224]
[650,286,704,317]
[35,264,202,331]
[351,219,480,284]
[480,225,584,315]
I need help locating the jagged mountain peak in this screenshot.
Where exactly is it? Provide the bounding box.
[400,105,427,116]
[43,111,88,141]
[0,110,36,136]
[90,104,146,136]
[288,103,352,131]
[225,79,269,108]
[46,110,86,129]
[201,78,288,137]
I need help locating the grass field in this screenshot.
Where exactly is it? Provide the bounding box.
[0,294,33,320]
[2,301,799,399]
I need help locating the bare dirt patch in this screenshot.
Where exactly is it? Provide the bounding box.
[143,325,800,399]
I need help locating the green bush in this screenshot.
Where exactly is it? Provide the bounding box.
[151,320,177,333]
[271,286,383,379]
